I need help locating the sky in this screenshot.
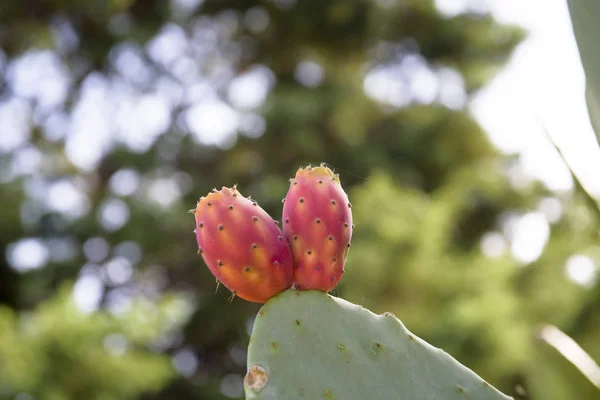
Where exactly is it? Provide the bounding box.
[469,0,600,198]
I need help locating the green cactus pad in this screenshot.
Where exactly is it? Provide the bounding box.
[245,289,512,400]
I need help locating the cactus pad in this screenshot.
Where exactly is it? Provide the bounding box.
[245,289,512,400]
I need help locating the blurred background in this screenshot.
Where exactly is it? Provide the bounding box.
[1,0,600,399]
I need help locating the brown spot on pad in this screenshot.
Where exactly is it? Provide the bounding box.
[244,365,268,394]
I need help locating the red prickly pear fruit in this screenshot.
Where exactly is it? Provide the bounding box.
[193,187,294,303]
[282,164,353,292]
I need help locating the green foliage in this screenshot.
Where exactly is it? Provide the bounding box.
[245,289,511,400]
[342,163,600,390]
[342,168,532,383]
[0,284,192,400]
[525,327,600,399]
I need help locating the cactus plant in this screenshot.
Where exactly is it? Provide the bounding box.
[568,0,600,143]
[193,187,294,303]
[282,165,353,292]
[244,289,512,400]
[191,167,513,399]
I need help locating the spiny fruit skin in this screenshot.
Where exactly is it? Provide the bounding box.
[194,187,294,303]
[282,165,353,292]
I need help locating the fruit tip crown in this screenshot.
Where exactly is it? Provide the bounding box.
[294,163,340,184]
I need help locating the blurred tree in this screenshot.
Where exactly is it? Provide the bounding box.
[0,285,191,400]
[0,0,598,399]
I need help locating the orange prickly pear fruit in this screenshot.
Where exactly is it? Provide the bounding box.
[193,187,294,303]
[282,164,353,292]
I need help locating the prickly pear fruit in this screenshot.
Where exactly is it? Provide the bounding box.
[193,187,294,303]
[282,165,353,291]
